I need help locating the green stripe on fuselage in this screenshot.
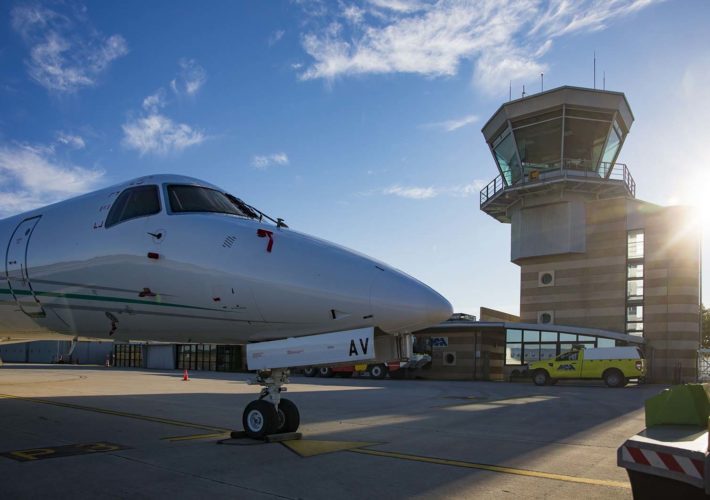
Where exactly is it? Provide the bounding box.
[0,288,223,313]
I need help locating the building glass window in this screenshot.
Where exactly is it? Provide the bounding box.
[504,328,624,365]
[563,115,612,174]
[493,131,521,186]
[523,343,541,362]
[506,343,522,365]
[627,230,644,259]
[627,305,643,322]
[513,111,564,175]
[541,331,558,342]
[506,329,522,343]
[628,263,644,279]
[523,330,540,342]
[626,229,644,337]
[599,120,623,175]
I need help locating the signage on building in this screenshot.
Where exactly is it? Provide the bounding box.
[430,337,449,348]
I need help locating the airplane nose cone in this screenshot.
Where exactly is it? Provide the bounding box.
[370,268,453,333]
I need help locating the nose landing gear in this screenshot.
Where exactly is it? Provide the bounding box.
[243,369,300,439]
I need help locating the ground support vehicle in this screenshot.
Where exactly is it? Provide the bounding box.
[302,354,431,379]
[528,346,645,387]
[618,384,710,499]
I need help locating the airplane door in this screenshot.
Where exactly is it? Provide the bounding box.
[5,216,45,317]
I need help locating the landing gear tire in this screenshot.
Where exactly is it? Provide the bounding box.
[533,370,549,386]
[303,367,317,377]
[276,398,300,433]
[318,367,334,378]
[368,364,387,379]
[243,400,279,439]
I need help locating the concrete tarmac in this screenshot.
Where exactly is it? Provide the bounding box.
[0,365,661,499]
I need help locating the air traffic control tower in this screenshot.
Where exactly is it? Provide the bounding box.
[479,86,701,383]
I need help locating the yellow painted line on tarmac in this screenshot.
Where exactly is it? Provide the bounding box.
[0,393,230,436]
[282,439,381,457]
[349,448,631,489]
[164,432,232,442]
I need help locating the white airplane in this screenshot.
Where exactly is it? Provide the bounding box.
[0,174,452,437]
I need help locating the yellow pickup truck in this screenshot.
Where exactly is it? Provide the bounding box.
[528,346,645,387]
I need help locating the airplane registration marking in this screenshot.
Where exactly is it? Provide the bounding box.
[348,448,631,489]
[0,442,129,462]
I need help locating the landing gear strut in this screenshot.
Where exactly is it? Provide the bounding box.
[243,369,300,439]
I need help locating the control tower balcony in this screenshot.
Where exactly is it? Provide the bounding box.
[480,160,636,223]
[478,86,636,223]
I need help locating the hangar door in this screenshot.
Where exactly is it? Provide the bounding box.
[5,216,45,318]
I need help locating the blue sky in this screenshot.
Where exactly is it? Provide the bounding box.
[0,0,708,316]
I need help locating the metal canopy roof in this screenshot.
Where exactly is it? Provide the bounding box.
[422,320,645,345]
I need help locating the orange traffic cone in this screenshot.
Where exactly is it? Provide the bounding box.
[182,369,189,381]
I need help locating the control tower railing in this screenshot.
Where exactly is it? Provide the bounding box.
[480,161,636,207]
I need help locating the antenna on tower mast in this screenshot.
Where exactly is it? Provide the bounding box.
[509,80,512,101]
[593,51,597,89]
[603,71,606,91]
[541,73,544,92]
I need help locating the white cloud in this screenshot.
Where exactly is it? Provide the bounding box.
[367,0,428,13]
[381,180,486,200]
[122,114,205,156]
[11,4,128,93]
[383,185,437,199]
[142,89,167,113]
[0,143,103,216]
[252,153,290,170]
[421,113,478,132]
[124,60,207,156]
[268,30,286,46]
[55,132,86,149]
[297,0,660,94]
[170,58,207,96]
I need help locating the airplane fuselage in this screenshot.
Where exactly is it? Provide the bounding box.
[0,175,452,345]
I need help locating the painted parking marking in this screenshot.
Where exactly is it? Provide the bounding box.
[0,442,129,462]
[282,439,381,457]
[0,393,230,441]
[348,448,630,489]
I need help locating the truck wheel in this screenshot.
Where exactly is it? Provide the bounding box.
[533,370,549,386]
[368,364,387,379]
[604,369,624,388]
[303,367,317,377]
[318,367,334,378]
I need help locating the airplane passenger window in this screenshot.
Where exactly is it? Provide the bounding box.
[167,185,253,218]
[105,185,161,228]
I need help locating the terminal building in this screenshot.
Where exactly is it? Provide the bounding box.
[0,87,702,384]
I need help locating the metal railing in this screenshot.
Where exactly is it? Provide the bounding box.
[480,161,635,206]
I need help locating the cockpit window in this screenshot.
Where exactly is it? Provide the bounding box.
[105,185,161,228]
[167,185,258,219]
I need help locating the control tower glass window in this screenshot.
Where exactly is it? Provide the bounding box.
[492,130,521,186]
[563,107,614,174]
[601,120,623,173]
[512,108,563,179]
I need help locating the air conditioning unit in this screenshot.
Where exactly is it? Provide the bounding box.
[538,270,555,287]
[442,351,457,366]
[538,311,554,325]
